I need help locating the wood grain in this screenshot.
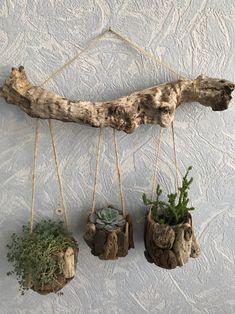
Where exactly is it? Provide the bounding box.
[1,67,234,133]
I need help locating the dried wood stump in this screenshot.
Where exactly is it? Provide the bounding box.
[84,212,134,260]
[144,211,200,269]
[1,67,234,133]
[32,246,78,295]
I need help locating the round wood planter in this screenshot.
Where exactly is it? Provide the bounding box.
[31,245,78,295]
[84,213,134,260]
[144,211,200,269]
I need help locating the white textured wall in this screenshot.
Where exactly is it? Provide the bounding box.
[0,1,235,313]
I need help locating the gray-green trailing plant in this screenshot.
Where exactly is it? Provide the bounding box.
[89,206,126,231]
[143,166,194,225]
[6,220,78,295]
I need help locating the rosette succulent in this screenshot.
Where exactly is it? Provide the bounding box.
[89,206,126,231]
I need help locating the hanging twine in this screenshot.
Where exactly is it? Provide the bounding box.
[48,119,68,228]
[171,122,180,193]
[151,127,163,201]
[91,128,103,213]
[109,28,187,80]
[40,29,109,86]
[29,119,39,234]
[91,128,126,215]
[150,124,181,206]
[112,129,125,215]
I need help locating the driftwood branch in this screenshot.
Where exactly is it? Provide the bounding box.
[1,66,234,133]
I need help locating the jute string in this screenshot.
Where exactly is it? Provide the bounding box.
[91,128,103,213]
[150,123,181,208]
[171,122,180,193]
[40,29,110,86]
[151,127,163,201]
[48,119,68,228]
[29,117,69,231]
[29,119,39,234]
[29,27,186,231]
[109,29,187,80]
[91,129,125,215]
[113,129,125,214]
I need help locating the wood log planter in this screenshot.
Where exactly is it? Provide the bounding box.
[6,220,78,295]
[84,206,134,259]
[143,167,200,269]
[0,67,234,133]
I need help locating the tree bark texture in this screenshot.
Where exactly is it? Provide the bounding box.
[144,211,200,269]
[1,66,234,133]
[84,214,134,260]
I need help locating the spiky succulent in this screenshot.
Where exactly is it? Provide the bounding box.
[89,206,126,231]
[143,166,195,225]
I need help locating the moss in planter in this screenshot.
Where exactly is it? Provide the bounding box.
[143,166,194,225]
[6,220,78,295]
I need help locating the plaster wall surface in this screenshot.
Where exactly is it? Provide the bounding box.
[0,1,234,313]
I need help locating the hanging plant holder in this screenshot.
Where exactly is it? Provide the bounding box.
[7,220,78,295]
[84,129,134,259]
[144,211,200,269]
[84,206,134,260]
[143,166,200,269]
[6,118,78,295]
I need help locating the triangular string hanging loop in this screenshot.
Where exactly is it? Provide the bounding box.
[39,27,188,90]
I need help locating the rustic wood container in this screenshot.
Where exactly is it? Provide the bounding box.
[31,245,78,295]
[144,211,200,269]
[84,214,134,260]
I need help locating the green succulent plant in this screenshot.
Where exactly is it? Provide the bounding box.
[143,166,195,225]
[6,220,78,295]
[89,206,126,231]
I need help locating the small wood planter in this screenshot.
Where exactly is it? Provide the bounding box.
[84,212,134,260]
[144,211,200,269]
[32,245,78,295]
